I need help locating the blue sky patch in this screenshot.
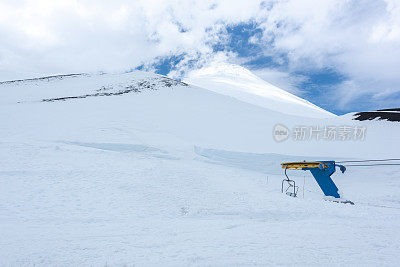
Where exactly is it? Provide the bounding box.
[214,22,264,58]
[136,54,186,76]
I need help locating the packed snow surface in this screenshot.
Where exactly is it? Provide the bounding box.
[1,70,400,266]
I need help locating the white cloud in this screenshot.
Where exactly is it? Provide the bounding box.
[0,0,265,80]
[254,0,400,109]
[0,0,156,79]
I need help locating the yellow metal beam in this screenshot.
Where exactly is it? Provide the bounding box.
[281,161,325,170]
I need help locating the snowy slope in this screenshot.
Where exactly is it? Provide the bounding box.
[185,63,334,118]
[1,70,400,265]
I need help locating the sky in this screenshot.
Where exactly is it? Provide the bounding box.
[0,0,399,114]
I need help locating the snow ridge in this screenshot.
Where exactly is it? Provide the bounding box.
[186,63,334,118]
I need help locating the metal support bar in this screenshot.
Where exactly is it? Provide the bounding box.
[281,168,299,197]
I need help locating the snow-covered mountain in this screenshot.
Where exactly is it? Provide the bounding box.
[185,64,334,118]
[1,68,400,265]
